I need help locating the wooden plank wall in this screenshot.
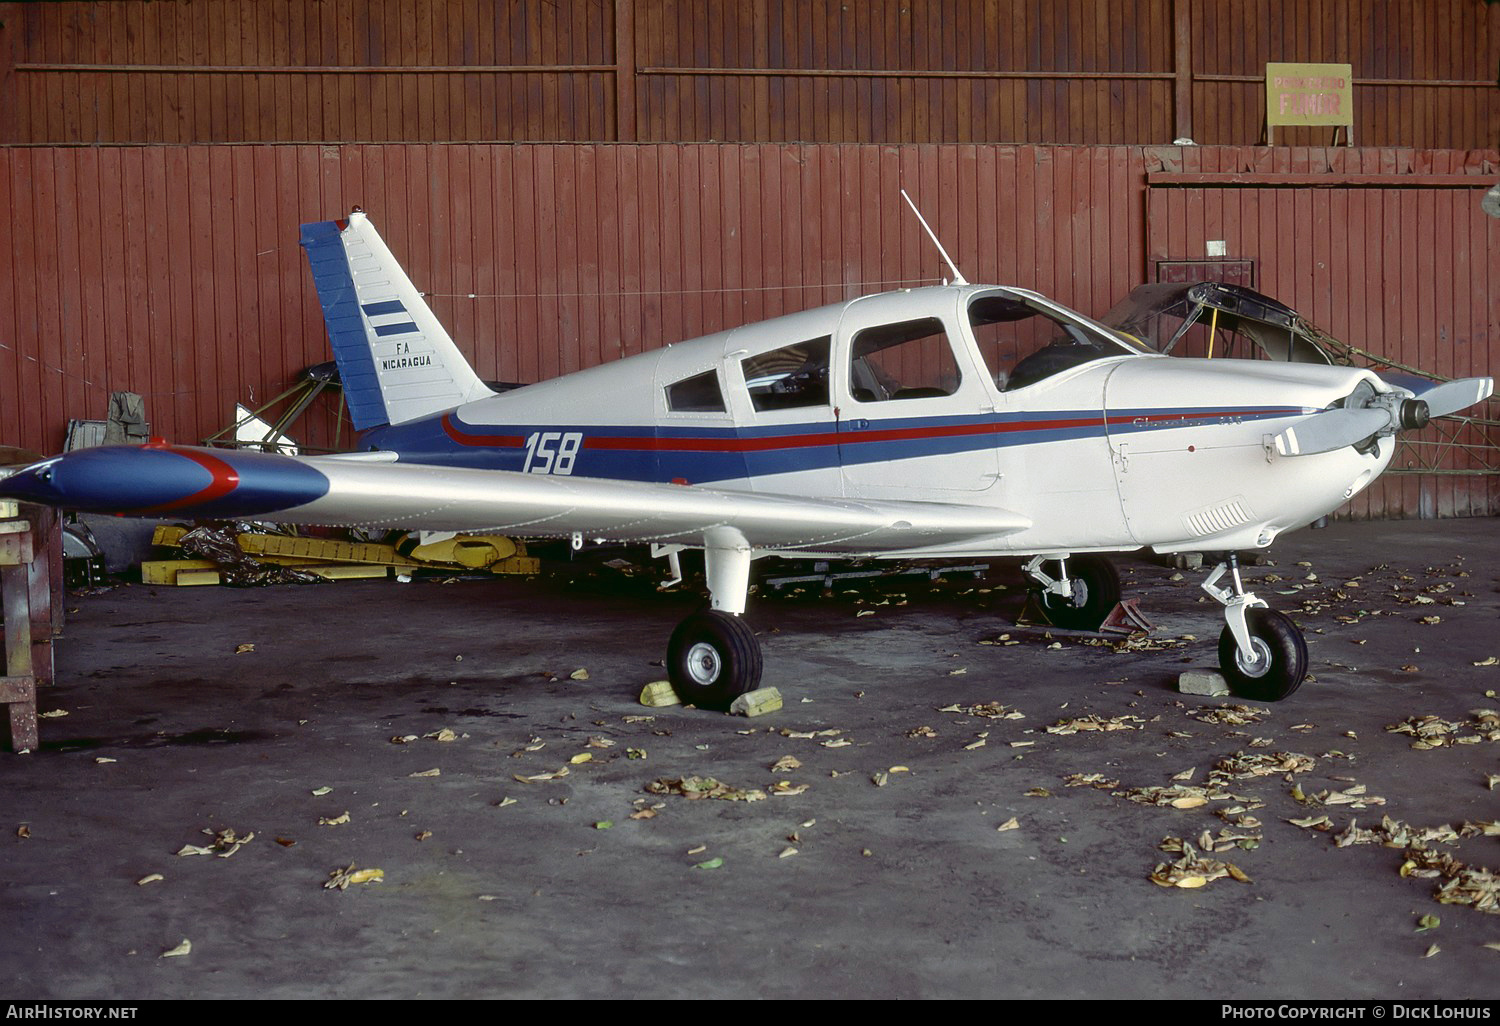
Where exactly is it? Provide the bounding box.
[1146,146,1500,518]
[3,0,1497,149]
[2,142,1496,517]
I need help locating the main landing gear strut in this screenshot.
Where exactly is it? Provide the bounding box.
[1202,554,1308,701]
[659,531,764,711]
[1024,554,1122,631]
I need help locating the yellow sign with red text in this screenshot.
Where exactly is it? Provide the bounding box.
[1266,62,1353,127]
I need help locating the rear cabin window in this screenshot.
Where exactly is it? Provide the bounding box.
[849,317,962,402]
[741,337,831,412]
[665,370,726,413]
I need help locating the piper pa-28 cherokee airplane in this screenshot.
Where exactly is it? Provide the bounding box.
[2,207,1491,709]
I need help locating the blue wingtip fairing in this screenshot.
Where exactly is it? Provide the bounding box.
[0,446,331,518]
[299,219,391,433]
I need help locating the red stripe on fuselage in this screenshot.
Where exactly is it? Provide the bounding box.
[442,416,525,448]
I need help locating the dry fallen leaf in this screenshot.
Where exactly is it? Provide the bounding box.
[408,768,441,778]
[570,668,590,680]
[234,644,254,655]
[161,939,191,958]
[136,874,164,886]
[319,811,351,827]
[324,866,384,890]
[177,828,254,859]
[996,817,1020,832]
[16,825,30,839]
[771,755,802,773]
[649,777,765,802]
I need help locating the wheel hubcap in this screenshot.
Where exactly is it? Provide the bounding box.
[1235,637,1273,678]
[685,642,722,686]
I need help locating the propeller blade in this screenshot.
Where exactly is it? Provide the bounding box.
[1415,377,1494,419]
[1274,407,1389,457]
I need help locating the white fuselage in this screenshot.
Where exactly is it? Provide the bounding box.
[365,284,1394,559]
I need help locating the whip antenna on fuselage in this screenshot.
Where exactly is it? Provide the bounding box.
[900,188,968,287]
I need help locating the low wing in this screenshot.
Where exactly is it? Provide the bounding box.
[0,445,1030,556]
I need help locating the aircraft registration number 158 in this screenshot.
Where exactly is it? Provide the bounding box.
[522,431,584,475]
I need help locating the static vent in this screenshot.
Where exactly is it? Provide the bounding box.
[1183,497,1254,538]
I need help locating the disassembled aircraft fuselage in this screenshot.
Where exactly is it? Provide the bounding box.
[3,212,1490,708]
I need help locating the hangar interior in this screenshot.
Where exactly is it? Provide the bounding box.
[1,0,1499,1003]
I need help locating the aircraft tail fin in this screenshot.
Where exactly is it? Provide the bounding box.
[299,211,495,432]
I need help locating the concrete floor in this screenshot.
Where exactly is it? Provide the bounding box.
[3,518,1499,999]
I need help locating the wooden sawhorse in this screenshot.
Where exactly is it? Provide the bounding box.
[1,502,64,754]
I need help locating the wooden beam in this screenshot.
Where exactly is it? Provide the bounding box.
[1173,0,1193,142]
[614,0,636,142]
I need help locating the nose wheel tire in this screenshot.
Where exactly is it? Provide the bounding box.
[667,610,764,711]
[1035,554,1121,631]
[1217,607,1308,702]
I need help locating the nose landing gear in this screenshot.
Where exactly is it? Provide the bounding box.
[1202,555,1308,701]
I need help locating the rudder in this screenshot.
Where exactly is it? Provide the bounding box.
[300,211,494,432]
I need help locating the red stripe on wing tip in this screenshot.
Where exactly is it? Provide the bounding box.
[127,448,241,515]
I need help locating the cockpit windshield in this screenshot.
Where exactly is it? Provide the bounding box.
[968,291,1150,392]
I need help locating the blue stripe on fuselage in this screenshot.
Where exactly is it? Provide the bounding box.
[362,404,1304,485]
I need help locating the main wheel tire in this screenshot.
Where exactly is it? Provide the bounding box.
[1217,607,1308,702]
[1035,554,1121,631]
[666,610,764,711]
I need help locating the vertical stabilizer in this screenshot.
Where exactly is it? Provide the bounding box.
[299,212,495,432]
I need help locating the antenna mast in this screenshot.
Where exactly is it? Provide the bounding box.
[900,189,968,287]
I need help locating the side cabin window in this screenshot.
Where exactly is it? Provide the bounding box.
[849,318,962,402]
[969,294,1139,392]
[741,337,831,412]
[665,369,726,413]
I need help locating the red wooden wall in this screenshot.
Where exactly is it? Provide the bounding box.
[2,142,1495,517]
[4,0,1498,149]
